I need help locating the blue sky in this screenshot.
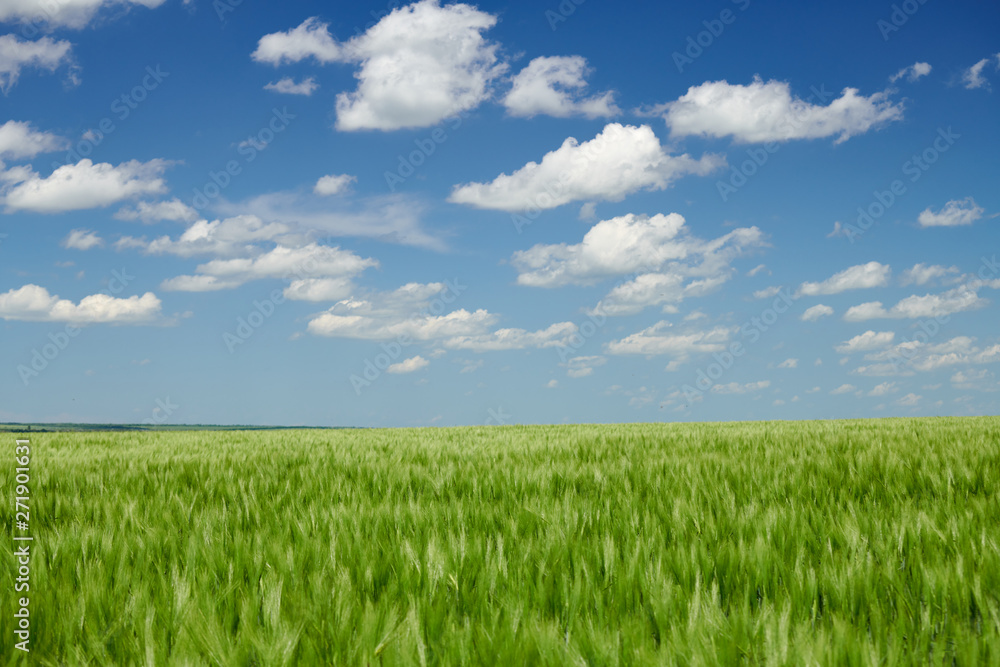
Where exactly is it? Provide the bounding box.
[0,0,998,426]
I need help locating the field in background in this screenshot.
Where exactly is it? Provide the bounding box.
[2,418,999,665]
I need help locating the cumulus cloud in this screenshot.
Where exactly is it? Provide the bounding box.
[917,197,985,227]
[844,286,986,321]
[314,174,356,196]
[0,34,74,93]
[443,322,578,352]
[798,261,890,296]
[655,76,904,144]
[282,277,355,302]
[0,0,167,29]
[510,213,764,316]
[448,124,724,212]
[835,330,895,354]
[606,322,731,366]
[778,358,798,368]
[503,55,619,119]
[161,243,376,292]
[264,77,318,96]
[61,229,103,250]
[900,263,959,286]
[0,120,66,159]
[563,355,606,378]
[387,355,429,374]
[801,304,833,321]
[854,336,1000,376]
[114,198,199,224]
[254,3,506,131]
[119,215,295,258]
[3,158,170,213]
[710,380,770,395]
[0,284,161,324]
[829,384,856,395]
[896,393,921,406]
[889,62,931,83]
[962,54,1000,89]
[868,381,898,396]
[752,286,781,299]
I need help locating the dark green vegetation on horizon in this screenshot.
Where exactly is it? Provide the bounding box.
[2,418,999,665]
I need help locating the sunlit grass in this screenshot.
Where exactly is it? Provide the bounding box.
[2,417,999,665]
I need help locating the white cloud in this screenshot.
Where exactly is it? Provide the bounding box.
[889,62,931,83]
[798,261,890,296]
[563,355,606,378]
[0,284,161,324]
[251,16,342,65]
[444,322,578,352]
[801,304,833,321]
[387,355,429,374]
[114,198,199,224]
[264,77,318,96]
[314,173,356,196]
[0,34,74,93]
[656,76,904,144]
[951,368,991,389]
[0,120,66,159]
[0,0,167,29]
[844,286,986,321]
[747,264,769,277]
[282,277,355,302]
[829,384,856,395]
[3,158,170,213]
[752,286,781,299]
[449,123,724,212]
[778,358,798,368]
[606,322,731,365]
[503,55,619,119]
[900,263,960,286]
[546,379,558,388]
[161,243,376,292]
[917,197,985,227]
[868,381,898,396]
[120,215,294,258]
[61,229,103,250]
[855,336,1000,376]
[962,54,1000,89]
[827,221,852,239]
[253,4,507,131]
[896,393,921,406]
[710,380,770,395]
[835,330,895,354]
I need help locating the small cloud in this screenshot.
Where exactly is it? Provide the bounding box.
[962,54,1000,89]
[753,286,781,299]
[459,359,484,374]
[264,77,318,96]
[746,264,769,277]
[314,173,356,196]
[917,197,984,227]
[61,229,103,250]
[889,62,931,83]
[578,202,597,221]
[814,358,823,366]
[827,221,851,239]
[801,304,834,321]
[830,384,856,395]
[387,355,429,374]
[546,379,558,388]
[778,358,798,369]
[868,381,898,397]
[896,393,921,406]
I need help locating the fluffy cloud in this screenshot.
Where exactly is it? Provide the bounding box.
[119,215,294,258]
[798,261,890,296]
[896,393,921,406]
[503,56,619,119]
[889,62,931,83]
[563,355,606,378]
[844,286,986,321]
[801,304,833,321]
[449,124,724,212]
[263,76,318,96]
[962,54,1000,89]
[854,336,1000,376]
[443,322,578,352]
[0,284,161,324]
[61,229,103,250]
[0,0,167,29]
[314,174,356,196]
[835,330,895,354]
[830,384,856,395]
[0,120,66,159]
[656,77,904,144]
[710,380,770,395]
[868,381,898,396]
[778,358,798,368]
[387,355,430,374]
[0,35,74,92]
[114,198,199,224]
[282,277,355,302]
[161,243,376,292]
[254,3,506,131]
[3,159,170,213]
[917,197,985,227]
[510,213,763,315]
[900,263,960,286]
[606,322,731,365]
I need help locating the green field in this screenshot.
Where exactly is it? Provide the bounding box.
[2,418,999,665]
